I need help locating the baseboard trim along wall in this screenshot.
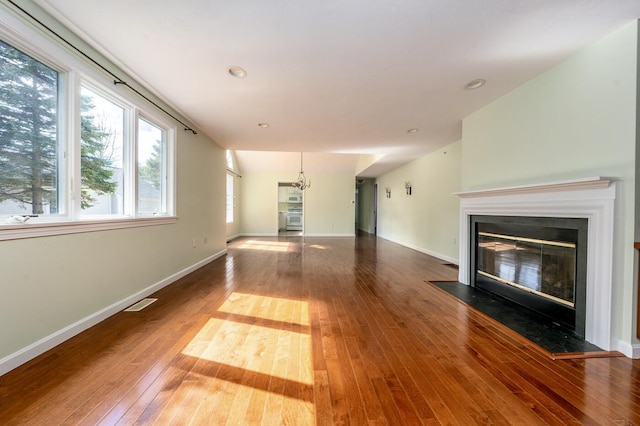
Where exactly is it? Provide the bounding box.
[240,233,356,238]
[378,235,458,266]
[617,340,640,359]
[302,233,356,238]
[0,249,227,376]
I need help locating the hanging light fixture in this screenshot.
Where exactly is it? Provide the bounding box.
[293,152,311,191]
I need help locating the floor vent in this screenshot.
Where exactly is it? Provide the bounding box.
[124,298,158,312]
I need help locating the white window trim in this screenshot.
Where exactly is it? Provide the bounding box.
[0,216,177,241]
[136,112,177,217]
[0,5,178,241]
[226,173,234,224]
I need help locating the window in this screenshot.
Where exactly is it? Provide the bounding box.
[0,11,176,240]
[0,39,60,216]
[226,149,234,170]
[138,118,168,215]
[80,86,124,215]
[225,150,236,224]
[226,173,234,224]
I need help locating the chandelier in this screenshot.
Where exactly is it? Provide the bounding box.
[293,152,311,191]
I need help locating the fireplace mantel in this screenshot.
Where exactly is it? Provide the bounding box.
[454,176,614,198]
[455,177,616,351]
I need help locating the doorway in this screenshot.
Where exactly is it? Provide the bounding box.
[355,178,377,235]
[278,182,303,236]
[373,183,378,235]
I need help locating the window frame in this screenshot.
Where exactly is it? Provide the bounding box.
[77,81,129,217]
[136,113,176,217]
[226,173,234,224]
[0,7,177,241]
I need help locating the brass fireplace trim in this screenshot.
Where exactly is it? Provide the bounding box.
[477,270,575,308]
[478,232,576,249]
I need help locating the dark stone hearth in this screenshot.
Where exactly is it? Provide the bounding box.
[430,281,603,354]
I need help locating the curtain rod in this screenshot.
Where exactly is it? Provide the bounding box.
[6,0,197,135]
[226,168,242,178]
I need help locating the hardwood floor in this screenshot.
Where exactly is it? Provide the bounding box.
[1,234,640,425]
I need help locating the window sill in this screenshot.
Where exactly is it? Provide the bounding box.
[0,216,178,241]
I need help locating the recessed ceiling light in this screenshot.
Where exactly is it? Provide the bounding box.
[228,66,247,78]
[258,123,269,128]
[464,79,486,90]
[407,128,419,134]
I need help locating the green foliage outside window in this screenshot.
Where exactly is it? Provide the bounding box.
[0,39,117,214]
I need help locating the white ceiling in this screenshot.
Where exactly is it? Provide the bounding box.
[38,0,640,177]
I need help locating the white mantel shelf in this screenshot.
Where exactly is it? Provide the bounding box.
[454,177,615,198]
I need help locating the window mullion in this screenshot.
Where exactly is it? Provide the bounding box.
[167,128,176,215]
[68,71,83,219]
[124,109,137,217]
[55,67,69,217]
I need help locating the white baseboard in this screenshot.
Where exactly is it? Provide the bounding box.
[616,339,640,358]
[0,249,227,376]
[303,233,355,238]
[226,233,241,242]
[239,233,356,238]
[377,235,458,265]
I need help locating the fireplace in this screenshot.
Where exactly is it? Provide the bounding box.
[470,215,588,336]
[455,177,616,351]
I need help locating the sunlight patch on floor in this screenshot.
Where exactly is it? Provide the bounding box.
[219,292,310,327]
[182,317,313,384]
[239,240,297,252]
[180,290,314,420]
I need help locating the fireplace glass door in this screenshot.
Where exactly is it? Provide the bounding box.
[477,232,576,307]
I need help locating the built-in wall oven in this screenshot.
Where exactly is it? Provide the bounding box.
[286,207,303,231]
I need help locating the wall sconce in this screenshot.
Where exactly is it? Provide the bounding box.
[405,181,412,196]
[385,187,391,198]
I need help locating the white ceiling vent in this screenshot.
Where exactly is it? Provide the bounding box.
[124,298,158,312]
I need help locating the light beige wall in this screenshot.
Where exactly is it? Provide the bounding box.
[240,172,356,236]
[304,174,356,236]
[462,22,638,191]
[0,2,227,367]
[240,174,278,235]
[461,21,638,350]
[376,141,462,263]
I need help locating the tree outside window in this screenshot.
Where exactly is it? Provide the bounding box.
[0,40,58,215]
[0,40,120,216]
[138,118,166,214]
[80,87,122,214]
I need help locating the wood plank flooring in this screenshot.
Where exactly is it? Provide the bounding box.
[1,234,640,425]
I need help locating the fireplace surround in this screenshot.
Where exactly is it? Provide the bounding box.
[470,215,588,336]
[456,177,616,351]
